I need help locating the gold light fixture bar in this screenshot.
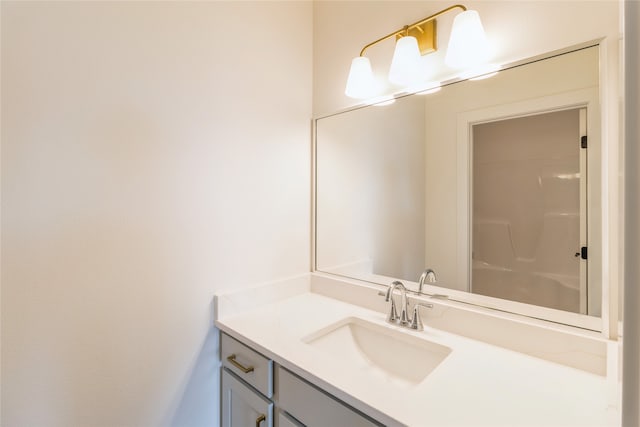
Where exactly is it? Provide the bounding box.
[358,4,467,57]
[396,20,438,55]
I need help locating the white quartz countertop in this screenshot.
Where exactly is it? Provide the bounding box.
[215,290,619,427]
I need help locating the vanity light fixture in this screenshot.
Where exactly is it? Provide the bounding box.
[344,4,492,99]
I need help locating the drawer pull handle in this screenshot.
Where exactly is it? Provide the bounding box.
[256,414,266,427]
[227,354,254,373]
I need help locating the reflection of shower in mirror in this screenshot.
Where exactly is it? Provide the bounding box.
[471,108,585,314]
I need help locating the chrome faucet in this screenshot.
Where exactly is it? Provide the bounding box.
[418,268,437,293]
[383,281,433,330]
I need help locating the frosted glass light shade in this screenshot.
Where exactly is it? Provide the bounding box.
[445,10,491,69]
[345,56,377,99]
[388,36,423,86]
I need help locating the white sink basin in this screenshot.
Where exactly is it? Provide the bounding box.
[303,317,451,387]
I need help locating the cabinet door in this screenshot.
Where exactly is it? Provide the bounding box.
[276,410,304,427]
[276,366,382,427]
[222,368,273,427]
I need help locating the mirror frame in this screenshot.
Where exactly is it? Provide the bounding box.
[311,39,622,337]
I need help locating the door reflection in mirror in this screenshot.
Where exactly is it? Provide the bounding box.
[471,108,587,314]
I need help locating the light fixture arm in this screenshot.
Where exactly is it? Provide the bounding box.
[358,4,467,57]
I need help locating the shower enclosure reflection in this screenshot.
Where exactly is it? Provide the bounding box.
[315,45,601,319]
[471,109,586,313]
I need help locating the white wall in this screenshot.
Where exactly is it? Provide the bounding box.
[1,2,312,426]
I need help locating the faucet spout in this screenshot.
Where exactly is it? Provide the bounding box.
[418,268,437,293]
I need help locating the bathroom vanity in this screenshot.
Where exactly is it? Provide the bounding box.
[215,274,620,427]
[217,15,624,427]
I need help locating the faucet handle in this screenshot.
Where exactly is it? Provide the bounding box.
[382,281,408,324]
[399,303,410,326]
[409,302,434,331]
[387,296,399,323]
[377,290,400,323]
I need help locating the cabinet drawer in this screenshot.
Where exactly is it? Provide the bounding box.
[276,366,382,427]
[221,333,273,398]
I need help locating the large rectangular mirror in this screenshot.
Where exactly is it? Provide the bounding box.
[315,44,603,328]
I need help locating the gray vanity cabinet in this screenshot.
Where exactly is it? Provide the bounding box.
[220,332,384,427]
